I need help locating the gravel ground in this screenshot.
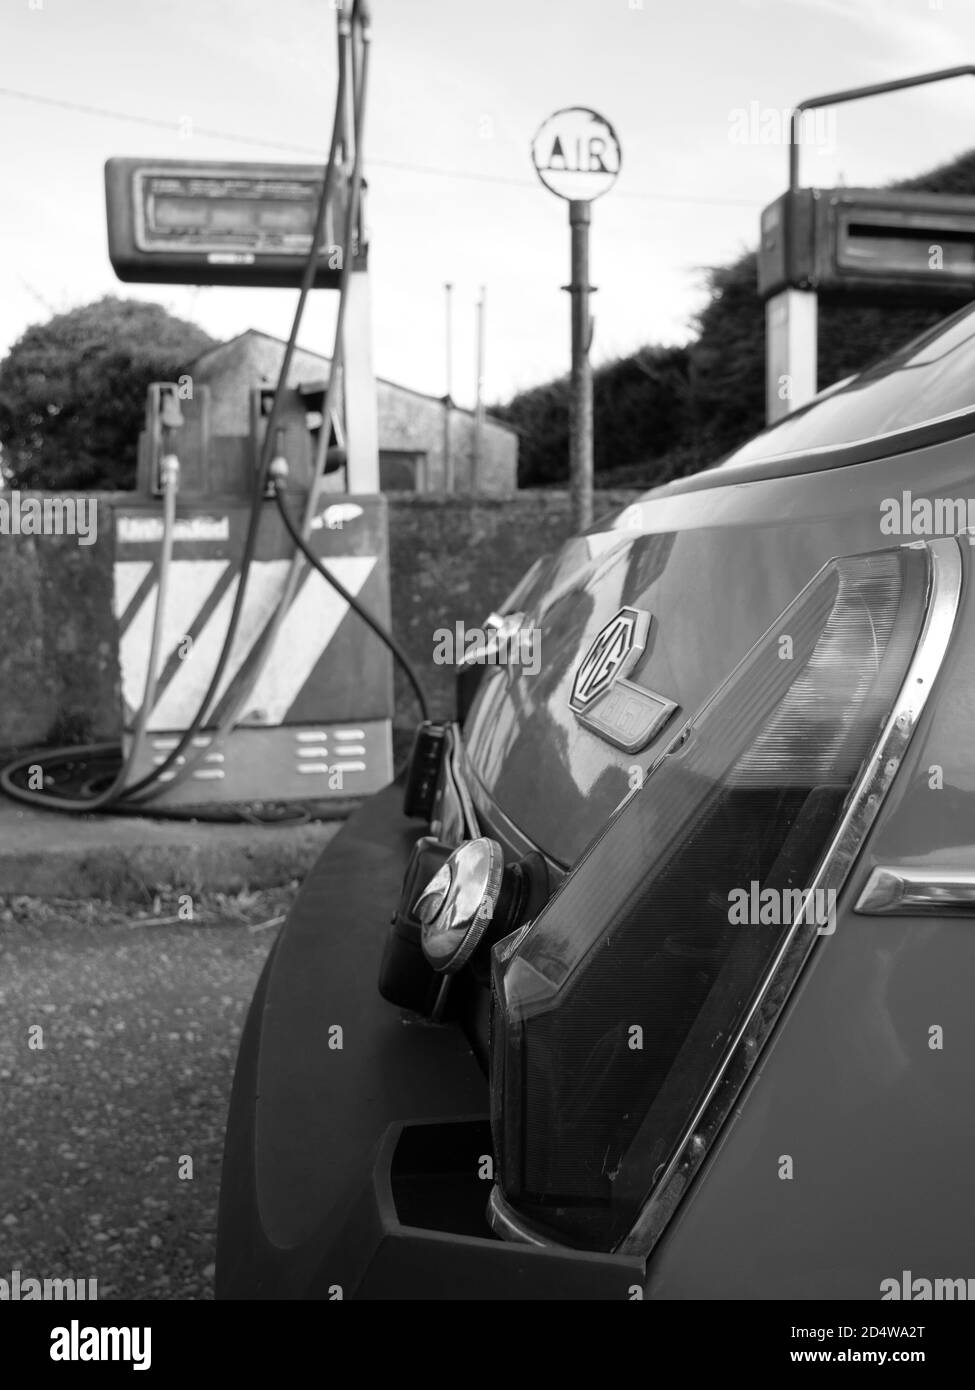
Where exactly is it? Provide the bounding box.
[0,888,297,1300]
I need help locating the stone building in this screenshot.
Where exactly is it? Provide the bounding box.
[186,329,518,494]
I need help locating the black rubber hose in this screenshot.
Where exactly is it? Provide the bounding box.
[272,480,430,723]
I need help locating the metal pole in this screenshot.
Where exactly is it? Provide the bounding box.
[788,65,975,191]
[343,270,379,490]
[567,200,593,532]
[443,281,454,492]
[473,285,486,492]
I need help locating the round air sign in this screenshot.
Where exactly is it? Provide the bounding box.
[531,107,622,202]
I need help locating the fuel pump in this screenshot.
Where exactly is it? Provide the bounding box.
[108,372,396,808]
[1,0,428,817]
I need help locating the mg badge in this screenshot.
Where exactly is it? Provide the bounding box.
[570,607,649,711]
[570,607,678,752]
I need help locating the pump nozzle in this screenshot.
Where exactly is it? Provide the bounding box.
[160,390,184,431]
[159,452,180,491]
[269,454,289,490]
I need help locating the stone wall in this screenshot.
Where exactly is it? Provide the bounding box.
[387,491,639,720]
[0,515,118,750]
[0,489,639,755]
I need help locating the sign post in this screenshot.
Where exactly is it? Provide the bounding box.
[443,281,454,491]
[765,288,817,425]
[568,200,593,531]
[532,107,621,533]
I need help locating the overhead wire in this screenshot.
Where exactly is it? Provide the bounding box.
[0,85,762,208]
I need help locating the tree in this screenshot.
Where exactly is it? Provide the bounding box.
[495,343,690,487]
[0,297,216,490]
[498,144,975,487]
[686,250,944,465]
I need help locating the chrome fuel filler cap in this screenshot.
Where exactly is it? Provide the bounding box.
[415,837,505,974]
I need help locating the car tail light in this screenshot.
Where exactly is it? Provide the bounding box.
[489,540,961,1254]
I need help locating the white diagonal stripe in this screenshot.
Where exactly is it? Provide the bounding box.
[113,561,154,622]
[241,557,376,725]
[147,559,291,731]
[116,560,229,722]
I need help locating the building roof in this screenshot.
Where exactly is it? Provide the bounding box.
[186,329,518,434]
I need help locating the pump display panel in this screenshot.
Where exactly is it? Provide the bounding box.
[106,158,357,287]
[757,186,975,303]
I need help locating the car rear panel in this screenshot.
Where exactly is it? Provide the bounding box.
[219,419,975,1297]
[464,431,975,864]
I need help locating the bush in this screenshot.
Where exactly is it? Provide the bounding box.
[0,297,215,491]
[496,344,690,487]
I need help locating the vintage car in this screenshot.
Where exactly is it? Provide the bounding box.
[216,303,975,1300]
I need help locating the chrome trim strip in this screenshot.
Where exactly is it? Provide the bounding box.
[856,864,975,914]
[489,538,963,1260]
[429,724,479,846]
[449,725,481,840]
[486,1187,550,1247]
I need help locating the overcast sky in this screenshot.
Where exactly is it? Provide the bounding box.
[2,0,975,406]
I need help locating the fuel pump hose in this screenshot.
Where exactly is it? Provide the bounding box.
[271,475,429,723]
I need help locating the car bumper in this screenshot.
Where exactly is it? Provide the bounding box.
[215,780,643,1299]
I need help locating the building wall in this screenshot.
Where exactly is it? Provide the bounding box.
[187,335,331,436]
[375,390,516,495]
[188,332,518,494]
